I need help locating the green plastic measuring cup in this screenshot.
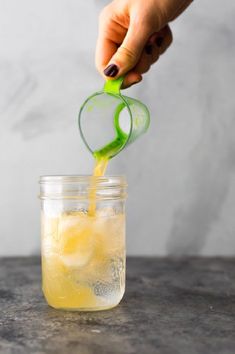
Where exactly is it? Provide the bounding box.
[78,76,150,159]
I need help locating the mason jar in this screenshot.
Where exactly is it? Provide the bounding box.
[39,175,127,311]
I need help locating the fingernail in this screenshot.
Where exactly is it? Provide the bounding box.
[145,44,153,55]
[156,37,164,47]
[103,64,119,77]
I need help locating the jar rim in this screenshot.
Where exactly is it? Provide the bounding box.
[39,175,127,185]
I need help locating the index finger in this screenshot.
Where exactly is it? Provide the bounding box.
[95,35,117,75]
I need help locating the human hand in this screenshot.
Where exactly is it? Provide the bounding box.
[96,0,193,88]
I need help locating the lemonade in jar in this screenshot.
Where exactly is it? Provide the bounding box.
[40,174,126,311]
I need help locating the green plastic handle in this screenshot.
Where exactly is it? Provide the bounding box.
[103,76,124,95]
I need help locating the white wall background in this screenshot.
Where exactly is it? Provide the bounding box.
[1,0,235,256]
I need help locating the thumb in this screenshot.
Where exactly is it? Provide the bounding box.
[103,21,151,78]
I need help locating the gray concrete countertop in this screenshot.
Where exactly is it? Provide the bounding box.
[0,257,235,354]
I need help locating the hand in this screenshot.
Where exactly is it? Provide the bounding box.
[96,0,193,88]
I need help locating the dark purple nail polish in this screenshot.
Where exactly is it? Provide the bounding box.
[156,37,164,47]
[103,64,119,77]
[145,44,153,55]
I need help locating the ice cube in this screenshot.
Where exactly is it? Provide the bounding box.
[58,213,95,267]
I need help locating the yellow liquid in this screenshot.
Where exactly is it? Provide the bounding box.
[88,158,108,216]
[93,158,108,177]
[42,158,125,311]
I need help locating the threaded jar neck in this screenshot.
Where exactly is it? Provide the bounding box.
[39,175,127,200]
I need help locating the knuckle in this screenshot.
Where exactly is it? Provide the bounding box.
[135,58,151,74]
[161,25,173,44]
[146,7,166,31]
[141,63,151,74]
[166,25,173,45]
[158,25,173,55]
[117,46,136,64]
[152,53,159,64]
[131,14,153,37]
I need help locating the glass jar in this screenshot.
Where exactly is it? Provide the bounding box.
[39,175,127,311]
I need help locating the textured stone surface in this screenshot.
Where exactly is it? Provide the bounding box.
[0,257,235,354]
